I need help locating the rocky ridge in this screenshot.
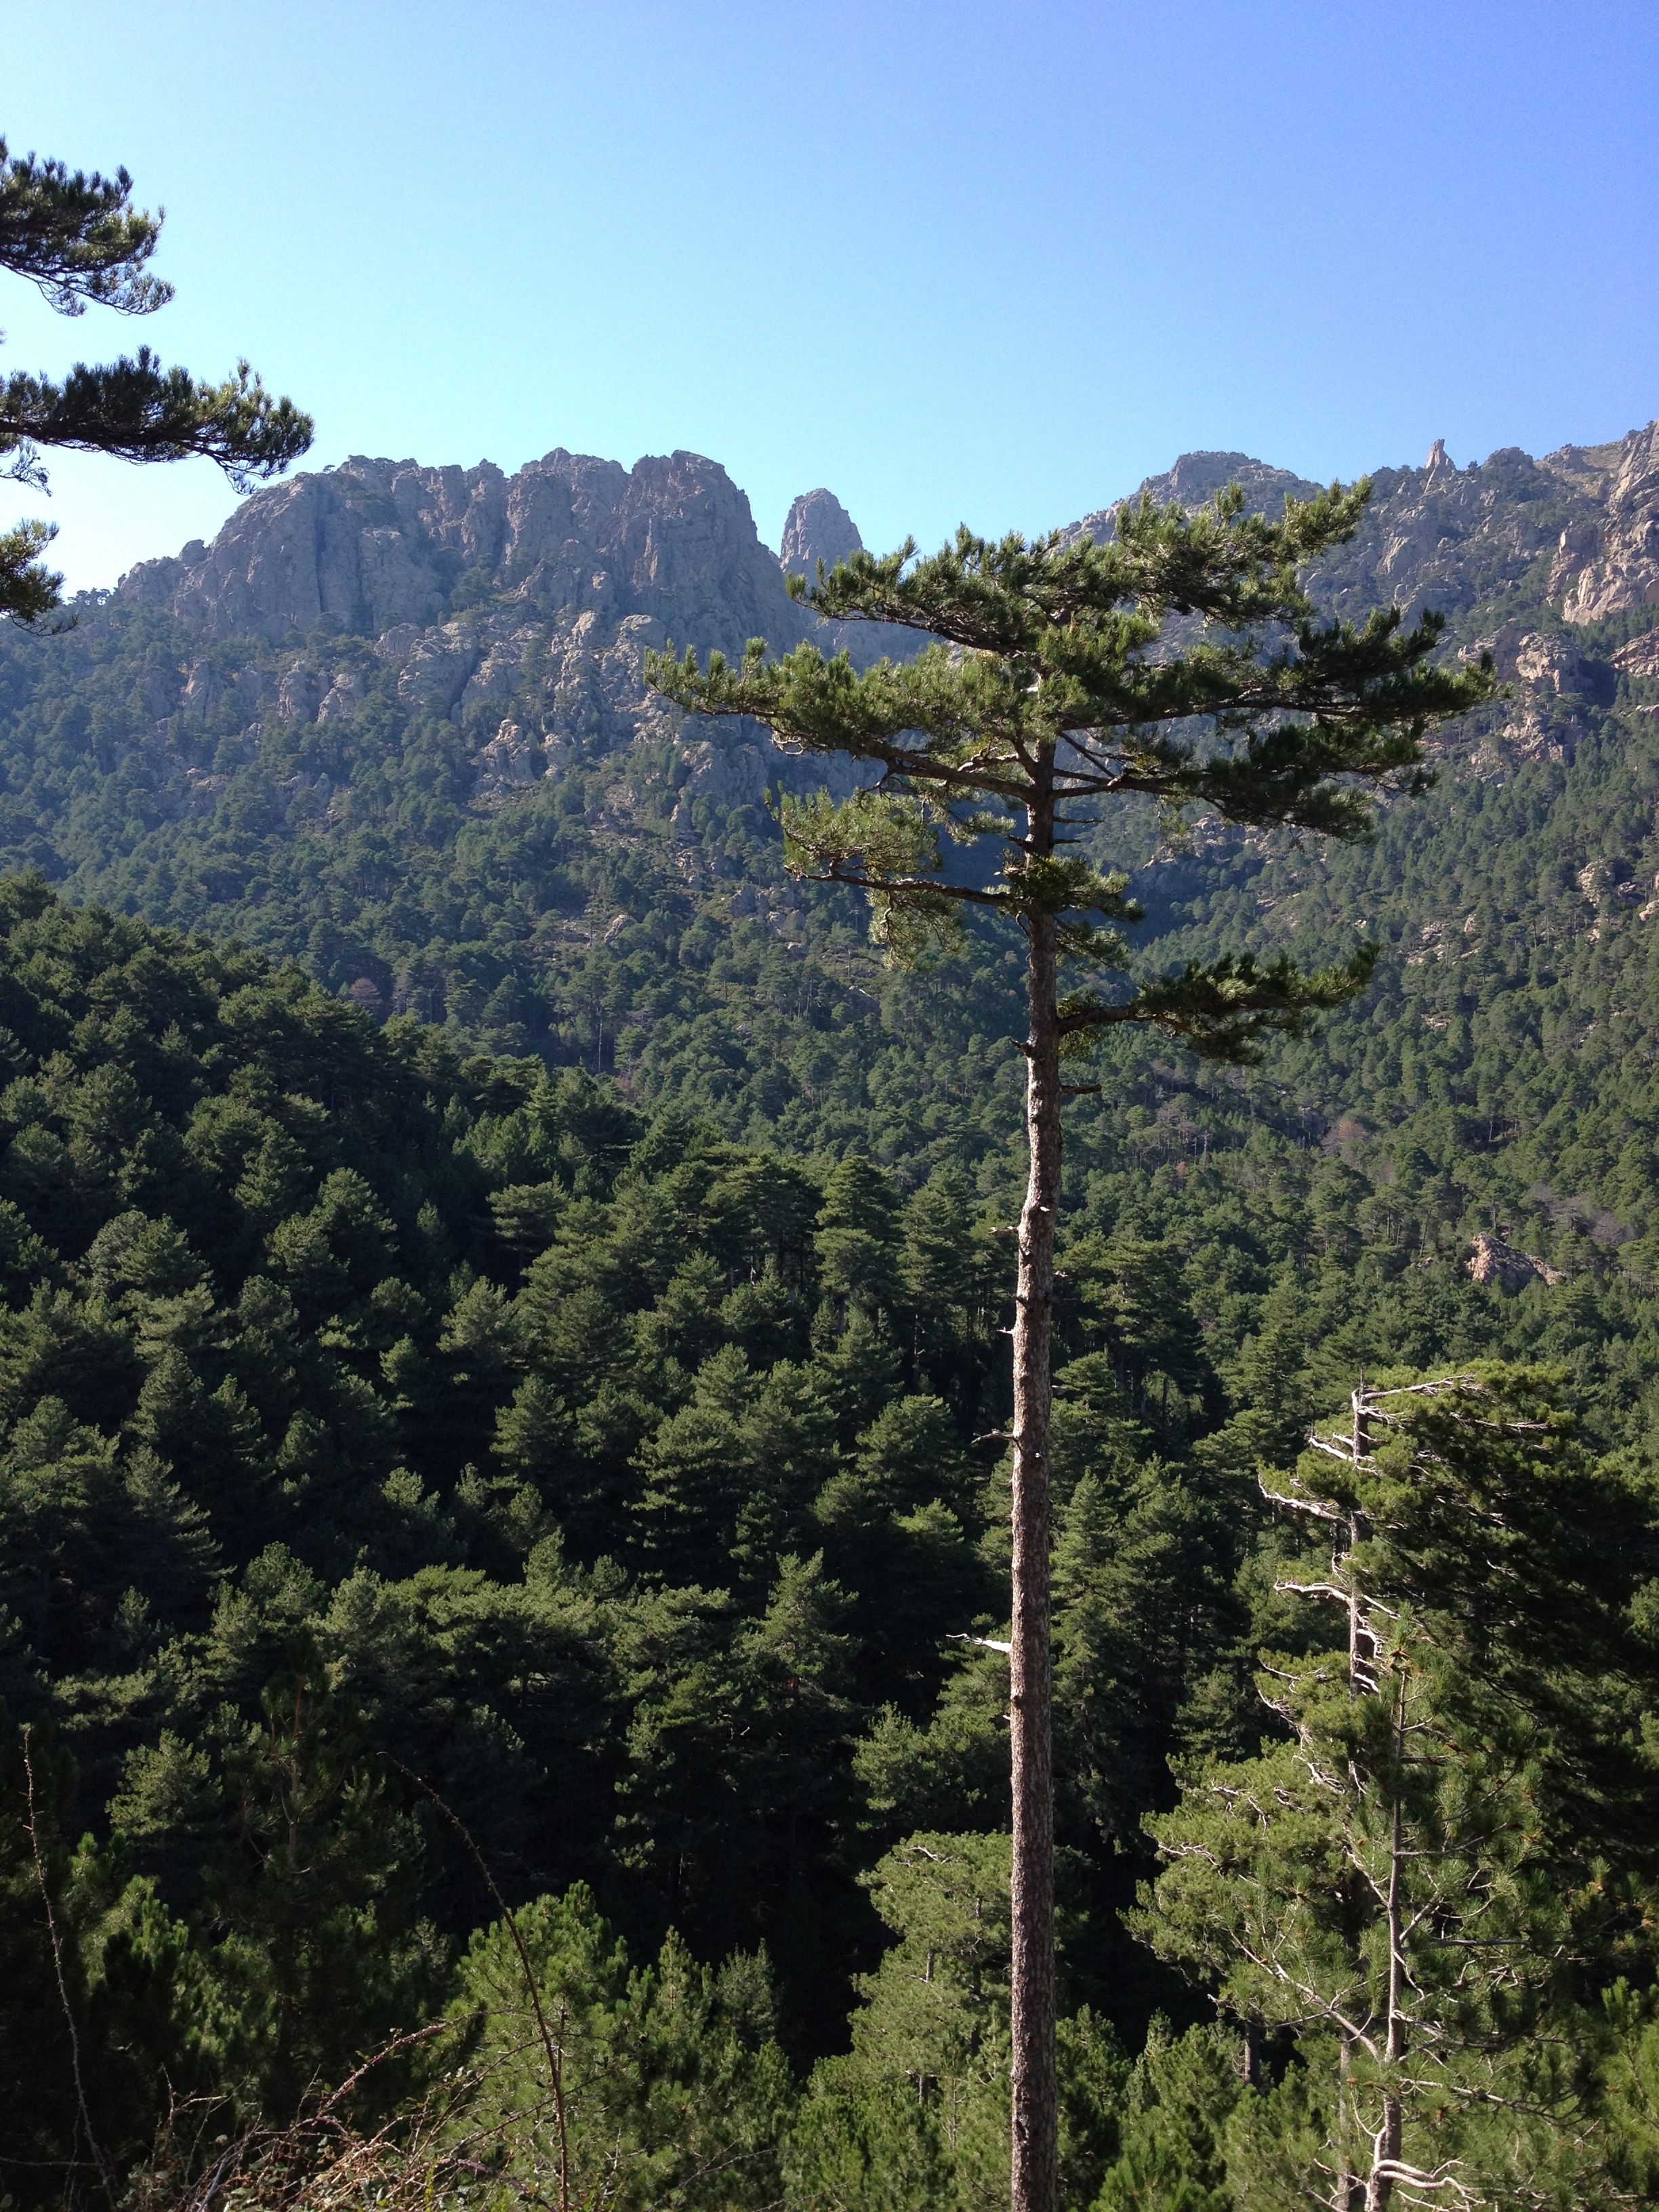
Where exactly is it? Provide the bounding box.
[1067,428,1659,771]
[779,488,863,581]
[57,413,1659,850]
[117,449,892,819]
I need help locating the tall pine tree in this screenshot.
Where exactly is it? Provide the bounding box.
[649,487,1492,2212]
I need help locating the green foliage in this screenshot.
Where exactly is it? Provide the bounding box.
[201,1636,438,2117]
[649,493,1492,1060]
[0,131,310,623]
[3,862,1659,2204]
[1134,1368,1659,2205]
[451,1883,792,2210]
[787,1830,1127,2211]
[1094,2021,1239,2212]
[9,422,1659,2200]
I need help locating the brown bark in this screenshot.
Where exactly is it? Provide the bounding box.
[1010,890,1059,2212]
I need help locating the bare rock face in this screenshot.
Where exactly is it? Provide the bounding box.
[164,472,450,644]
[1550,422,1659,624]
[1473,621,1584,691]
[1513,632,1584,691]
[124,447,808,661]
[317,668,366,724]
[275,664,321,722]
[179,660,222,720]
[396,622,482,715]
[1467,1231,1565,1291]
[103,413,1659,847]
[110,445,848,801]
[1464,621,1589,763]
[1613,627,1659,678]
[1061,424,1659,651]
[472,718,545,809]
[779,489,863,579]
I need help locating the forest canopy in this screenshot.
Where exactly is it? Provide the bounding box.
[3,873,1659,2206]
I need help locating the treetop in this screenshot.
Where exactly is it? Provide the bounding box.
[647,478,1495,1065]
[649,481,1495,842]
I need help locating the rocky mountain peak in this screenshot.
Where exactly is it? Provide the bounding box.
[106,446,899,825]
[1136,450,1324,515]
[1543,419,1659,626]
[779,488,863,580]
[85,411,1659,827]
[1061,451,1324,550]
[119,446,801,660]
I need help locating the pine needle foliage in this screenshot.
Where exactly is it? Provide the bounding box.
[648,487,1495,1062]
[0,133,312,624]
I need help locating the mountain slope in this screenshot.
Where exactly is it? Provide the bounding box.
[8,426,1659,2192]
[2,419,1658,1257]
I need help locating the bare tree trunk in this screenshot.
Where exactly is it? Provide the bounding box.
[1338,2031,1361,2212]
[1364,1687,1408,2212]
[1010,898,1059,2212]
[1349,1385,1372,1696]
[1342,1389,1373,2212]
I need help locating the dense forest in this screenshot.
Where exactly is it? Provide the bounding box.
[9,425,1659,2203]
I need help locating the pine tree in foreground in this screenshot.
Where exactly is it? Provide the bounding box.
[1136,1368,1654,2211]
[0,137,312,621]
[648,489,1494,2212]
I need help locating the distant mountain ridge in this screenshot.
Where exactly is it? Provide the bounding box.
[0,403,1653,1365]
[123,448,800,656]
[0,406,1654,1077]
[1069,424,1659,637]
[103,417,1659,800]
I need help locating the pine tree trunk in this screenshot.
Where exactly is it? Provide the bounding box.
[1365,1690,1408,2212]
[1338,2032,1362,2212]
[1010,899,1059,2212]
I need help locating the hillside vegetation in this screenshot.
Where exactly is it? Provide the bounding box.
[7,426,1659,2203]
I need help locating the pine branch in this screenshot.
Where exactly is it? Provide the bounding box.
[0,139,169,316]
[0,350,312,489]
[1058,945,1379,1065]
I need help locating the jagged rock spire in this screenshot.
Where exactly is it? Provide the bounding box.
[779,487,862,580]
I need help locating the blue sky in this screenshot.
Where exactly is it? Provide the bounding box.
[7,0,1658,590]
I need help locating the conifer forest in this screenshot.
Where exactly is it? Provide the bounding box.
[11,121,1659,2212]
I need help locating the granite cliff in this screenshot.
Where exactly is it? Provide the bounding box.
[779,487,863,581]
[93,416,1659,829]
[1069,426,1659,771]
[112,447,892,819]
[123,447,798,654]
[0,411,1654,1057]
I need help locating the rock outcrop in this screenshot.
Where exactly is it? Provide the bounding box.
[98,411,1659,829]
[1061,451,1323,548]
[123,449,802,659]
[114,448,884,811]
[1465,621,1591,764]
[1547,422,1659,624]
[1467,1232,1565,1291]
[779,488,863,580]
[1059,422,1659,653]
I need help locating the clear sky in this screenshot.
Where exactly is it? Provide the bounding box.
[6,0,1658,591]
